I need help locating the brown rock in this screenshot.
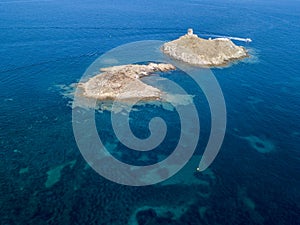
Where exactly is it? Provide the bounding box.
[162,29,249,67]
[78,63,176,102]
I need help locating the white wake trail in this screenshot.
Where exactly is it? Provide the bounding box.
[205,34,252,42]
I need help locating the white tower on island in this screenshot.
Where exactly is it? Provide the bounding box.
[187,28,198,37]
[187,28,193,35]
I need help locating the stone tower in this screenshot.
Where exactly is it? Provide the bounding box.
[187,28,193,35]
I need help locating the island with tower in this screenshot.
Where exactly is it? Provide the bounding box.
[162,28,249,67]
[75,29,249,103]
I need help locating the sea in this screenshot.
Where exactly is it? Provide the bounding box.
[0,0,299,224]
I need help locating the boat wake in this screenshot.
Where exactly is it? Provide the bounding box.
[203,34,252,42]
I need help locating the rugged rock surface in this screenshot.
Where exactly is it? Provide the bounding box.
[162,29,248,67]
[78,63,176,101]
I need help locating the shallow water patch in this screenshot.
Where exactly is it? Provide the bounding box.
[45,160,76,188]
[242,135,276,153]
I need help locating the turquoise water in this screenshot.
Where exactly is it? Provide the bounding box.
[0,0,300,224]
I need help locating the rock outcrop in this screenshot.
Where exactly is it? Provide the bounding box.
[78,63,176,102]
[162,29,249,67]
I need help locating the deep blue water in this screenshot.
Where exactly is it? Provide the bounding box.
[0,0,300,224]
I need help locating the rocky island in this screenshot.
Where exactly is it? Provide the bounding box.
[162,29,249,67]
[73,29,250,103]
[77,63,176,102]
